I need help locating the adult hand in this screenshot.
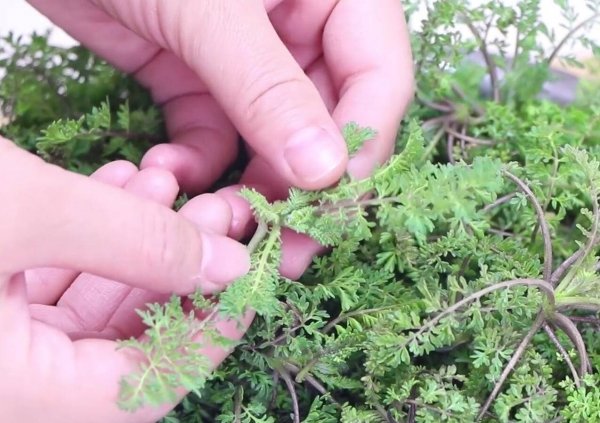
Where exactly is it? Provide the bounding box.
[27,0,414,280]
[0,138,251,423]
[27,0,414,194]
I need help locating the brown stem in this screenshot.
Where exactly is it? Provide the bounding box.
[459,125,467,159]
[554,188,600,287]
[445,126,495,146]
[462,15,500,102]
[551,313,591,376]
[234,386,243,423]
[373,404,395,423]
[447,123,457,164]
[407,401,416,423]
[530,147,559,247]
[550,249,584,286]
[279,369,301,423]
[547,12,600,65]
[543,323,581,386]
[417,94,455,113]
[487,228,515,238]
[477,313,545,421]
[283,363,339,405]
[482,193,518,214]
[258,324,304,349]
[399,279,555,352]
[503,170,553,282]
[267,371,280,412]
[509,24,521,73]
[569,315,600,328]
[422,115,453,131]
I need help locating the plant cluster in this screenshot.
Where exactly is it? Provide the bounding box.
[2,1,600,422]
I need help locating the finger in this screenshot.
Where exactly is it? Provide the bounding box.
[65,310,253,423]
[99,193,239,340]
[135,52,239,194]
[29,167,181,334]
[0,274,30,352]
[325,0,415,179]
[27,1,239,193]
[25,160,139,305]
[6,307,253,422]
[87,0,348,190]
[279,228,325,279]
[0,139,250,294]
[305,57,339,114]
[267,0,336,69]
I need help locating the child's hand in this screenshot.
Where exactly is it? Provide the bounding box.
[0,138,251,423]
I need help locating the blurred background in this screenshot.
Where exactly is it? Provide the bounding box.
[0,0,76,47]
[1,0,598,54]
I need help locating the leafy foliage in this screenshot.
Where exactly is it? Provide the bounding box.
[2,1,600,422]
[0,30,163,172]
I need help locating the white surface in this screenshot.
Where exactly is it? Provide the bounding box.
[0,0,76,46]
[0,0,597,54]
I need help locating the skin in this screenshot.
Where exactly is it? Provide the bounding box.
[0,141,251,423]
[1,1,414,421]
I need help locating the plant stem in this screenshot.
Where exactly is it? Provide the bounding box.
[233,386,243,423]
[530,145,559,249]
[551,313,591,376]
[482,192,518,213]
[547,12,600,65]
[283,362,338,405]
[555,187,600,291]
[447,122,457,164]
[445,126,495,146]
[462,15,501,102]
[421,125,447,162]
[247,220,269,254]
[477,313,545,421]
[503,170,553,281]
[543,323,580,386]
[400,278,555,351]
[550,249,584,286]
[417,92,454,113]
[279,369,301,423]
[570,316,600,327]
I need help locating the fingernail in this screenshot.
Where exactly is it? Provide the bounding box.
[283,127,347,185]
[199,233,250,285]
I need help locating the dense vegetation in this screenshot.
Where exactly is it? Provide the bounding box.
[2,1,600,422]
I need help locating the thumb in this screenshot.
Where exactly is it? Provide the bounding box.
[0,139,250,294]
[90,0,348,190]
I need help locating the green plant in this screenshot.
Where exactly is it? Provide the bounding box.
[2,1,600,422]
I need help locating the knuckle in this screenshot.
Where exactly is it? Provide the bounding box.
[138,207,188,279]
[241,68,312,124]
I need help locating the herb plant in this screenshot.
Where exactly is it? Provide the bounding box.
[2,1,600,422]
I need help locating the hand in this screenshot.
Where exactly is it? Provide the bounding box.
[27,0,414,279]
[0,137,251,423]
[27,0,414,193]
